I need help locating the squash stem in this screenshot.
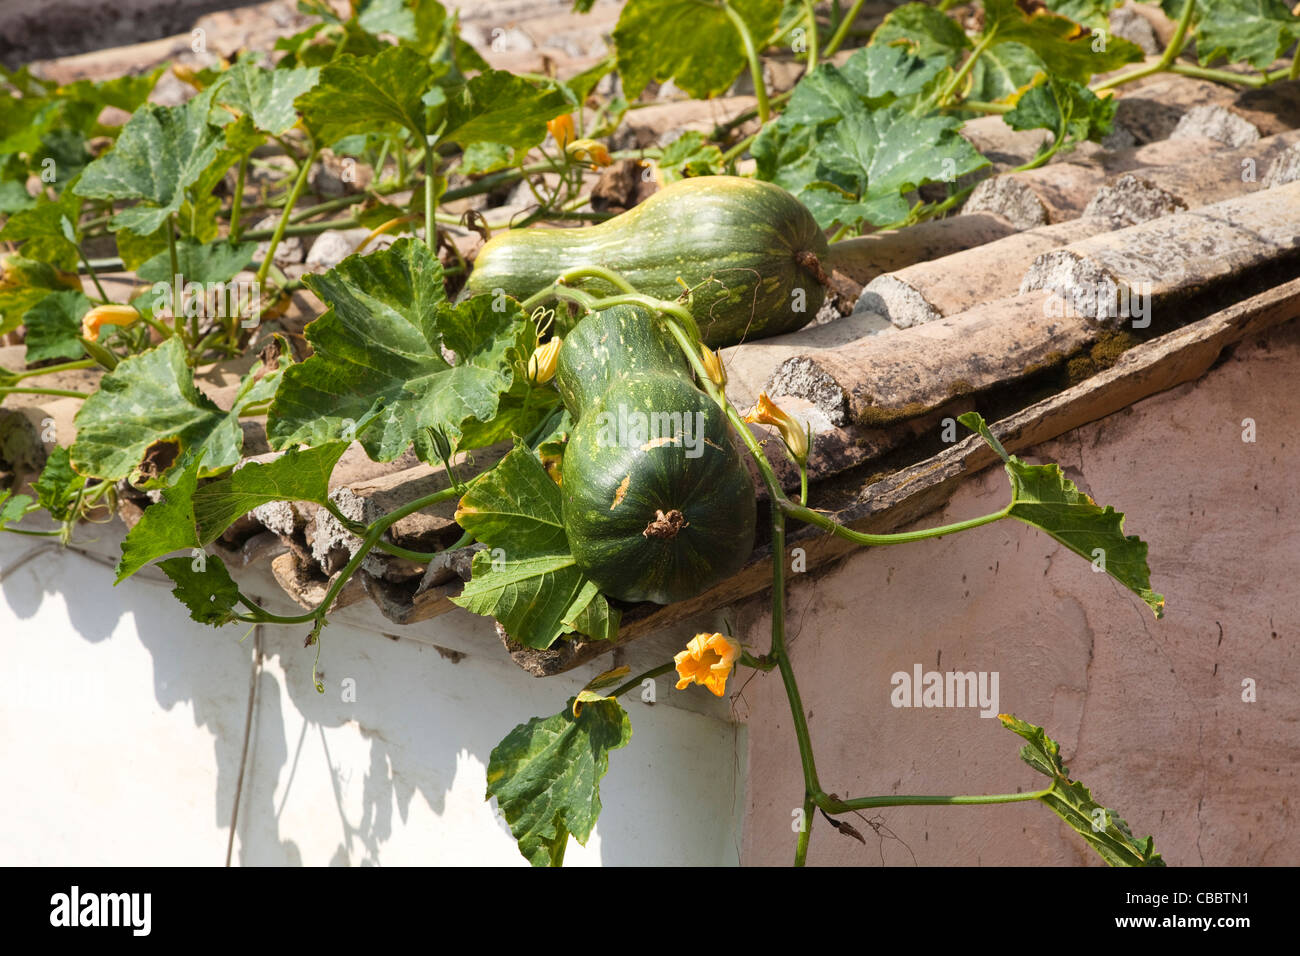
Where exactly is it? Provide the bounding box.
[255,142,318,294]
[801,0,819,74]
[8,358,96,381]
[818,787,1052,813]
[0,386,90,400]
[229,155,246,242]
[723,0,771,124]
[167,214,184,343]
[823,0,866,59]
[794,792,814,866]
[780,498,1010,545]
[235,484,462,629]
[938,28,995,107]
[609,662,677,699]
[1092,0,1195,93]
[423,139,438,251]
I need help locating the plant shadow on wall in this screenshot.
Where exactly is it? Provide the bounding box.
[5,0,1293,864]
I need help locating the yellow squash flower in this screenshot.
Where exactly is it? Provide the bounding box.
[674,632,741,697]
[81,304,140,340]
[743,392,809,465]
[565,138,612,167]
[547,114,576,150]
[699,344,726,388]
[527,337,563,385]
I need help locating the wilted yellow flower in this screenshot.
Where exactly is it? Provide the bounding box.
[527,337,563,385]
[548,114,576,150]
[744,392,809,465]
[674,632,741,697]
[566,138,612,167]
[699,345,726,388]
[81,304,140,340]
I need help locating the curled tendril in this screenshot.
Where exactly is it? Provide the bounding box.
[530,305,556,337]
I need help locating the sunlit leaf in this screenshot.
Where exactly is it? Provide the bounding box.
[115,457,202,581]
[451,444,618,648]
[71,336,291,484]
[1000,714,1165,866]
[32,445,87,522]
[960,412,1163,618]
[0,255,82,336]
[22,288,91,363]
[74,91,224,234]
[440,70,571,151]
[614,0,783,100]
[1194,0,1300,70]
[267,239,533,461]
[487,695,631,866]
[158,551,243,625]
[214,58,320,136]
[191,441,349,545]
[296,45,436,144]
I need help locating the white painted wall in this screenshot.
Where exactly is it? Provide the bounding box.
[0,531,745,866]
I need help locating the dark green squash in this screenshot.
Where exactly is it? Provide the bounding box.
[557,306,756,605]
[467,176,829,348]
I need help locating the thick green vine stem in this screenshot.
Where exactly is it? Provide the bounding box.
[722,0,771,124]
[800,0,819,73]
[233,483,466,689]
[822,0,866,58]
[1092,0,1196,92]
[255,142,319,293]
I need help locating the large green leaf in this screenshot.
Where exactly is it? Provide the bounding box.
[1000,714,1165,866]
[136,239,257,285]
[800,107,989,229]
[1195,0,1300,70]
[115,226,170,272]
[214,59,320,136]
[191,441,349,545]
[295,45,436,144]
[73,93,223,235]
[960,412,1164,618]
[981,0,1143,84]
[870,2,969,63]
[115,458,202,581]
[71,336,290,484]
[656,130,725,183]
[157,552,243,626]
[1044,0,1124,30]
[753,45,987,230]
[613,0,783,100]
[487,696,632,866]
[451,445,618,649]
[0,255,82,336]
[0,190,83,271]
[968,40,1046,104]
[22,288,90,363]
[0,489,34,530]
[32,445,87,522]
[1005,74,1116,151]
[267,239,532,461]
[0,180,36,214]
[439,71,571,152]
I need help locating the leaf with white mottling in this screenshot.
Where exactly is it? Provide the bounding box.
[74,92,223,235]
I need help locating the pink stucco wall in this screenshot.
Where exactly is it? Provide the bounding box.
[737,320,1300,866]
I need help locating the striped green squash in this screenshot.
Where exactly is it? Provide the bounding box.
[467,176,829,348]
[557,305,756,605]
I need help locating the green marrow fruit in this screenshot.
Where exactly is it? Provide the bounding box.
[467,175,829,348]
[557,305,756,605]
